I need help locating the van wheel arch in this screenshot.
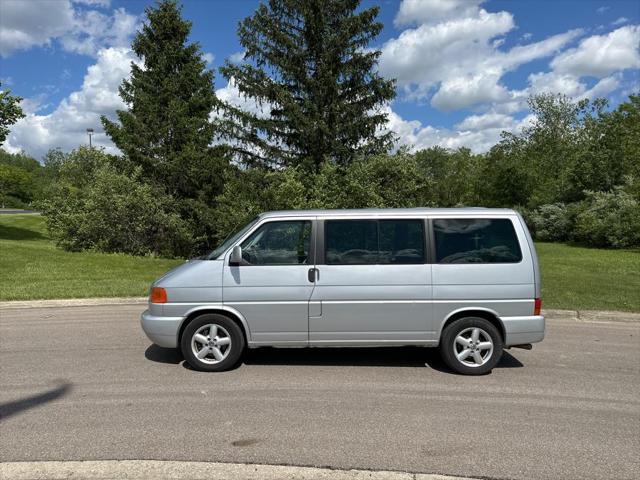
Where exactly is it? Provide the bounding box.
[178,309,248,347]
[439,310,505,345]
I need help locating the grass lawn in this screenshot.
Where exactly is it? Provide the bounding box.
[537,242,639,312]
[0,215,182,301]
[1,215,638,311]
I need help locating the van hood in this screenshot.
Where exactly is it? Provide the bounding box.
[153,259,223,288]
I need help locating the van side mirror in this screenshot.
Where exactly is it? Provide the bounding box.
[229,245,243,266]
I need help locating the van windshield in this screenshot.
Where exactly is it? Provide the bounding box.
[207,217,259,260]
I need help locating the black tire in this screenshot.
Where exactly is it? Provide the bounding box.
[181,313,245,372]
[439,317,503,375]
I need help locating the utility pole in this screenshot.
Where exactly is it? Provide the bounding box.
[86,128,94,148]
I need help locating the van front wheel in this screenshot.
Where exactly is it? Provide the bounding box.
[440,317,503,375]
[181,314,245,372]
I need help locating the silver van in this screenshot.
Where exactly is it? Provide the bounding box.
[141,208,544,375]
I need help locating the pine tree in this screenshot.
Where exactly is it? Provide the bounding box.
[102,0,224,200]
[219,0,396,171]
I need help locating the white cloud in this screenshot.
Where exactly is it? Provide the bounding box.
[5,47,136,158]
[612,17,629,26]
[454,112,516,131]
[527,71,585,97]
[0,0,75,56]
[520,26,638,105]
[0,0,137,57]
[73,0,111,6]
[551,26,640,77]
[386,106,534,153]
[580,75,621,99]
[394,0,485,27]
[527,69,621,100]
[19,94,51,115]
[59,7,138,57]
[431,73,510,111]
[202,52,215,65]
[379,1,581,111]
[380,9,514,89]
[501,30,583,68]
[228,51,245,64]
[596,6,610,14]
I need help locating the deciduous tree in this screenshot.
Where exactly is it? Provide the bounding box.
[0,83,25,145]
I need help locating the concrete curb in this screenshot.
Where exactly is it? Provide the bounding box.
[0,460,476,480]
[0,298,638,323]
[0,297,147,310]
[543,308,640,323]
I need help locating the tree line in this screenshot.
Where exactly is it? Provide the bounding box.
[1,0,638,255]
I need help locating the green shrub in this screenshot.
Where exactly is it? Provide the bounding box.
[525,203,574,242]
[41,162,194,257]
[320,153,433,209]
[0,163,34,207]
[573,189,640,248]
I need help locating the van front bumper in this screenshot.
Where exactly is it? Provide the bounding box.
[501,315,545,346]
[141,309,183,348]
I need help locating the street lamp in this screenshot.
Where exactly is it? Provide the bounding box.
[86,128,94,148]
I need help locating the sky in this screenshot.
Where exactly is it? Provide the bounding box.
[0,0,639,160]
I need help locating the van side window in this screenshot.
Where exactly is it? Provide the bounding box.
[433,218,522,264]
[241,221,311,265]
[326,220,378,264]
[379,220,424,264]
[325,219,425,265]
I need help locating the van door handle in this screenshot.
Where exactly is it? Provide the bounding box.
[308,268,318,283]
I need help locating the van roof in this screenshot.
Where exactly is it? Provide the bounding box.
[259,207,518,218]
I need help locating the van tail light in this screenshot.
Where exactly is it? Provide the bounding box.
[150,287,167,304]
[534,298,542,316]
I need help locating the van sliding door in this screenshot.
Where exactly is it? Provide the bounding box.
[309,218,433,344]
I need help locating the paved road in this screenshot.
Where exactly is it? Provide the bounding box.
[0,209,38,215]
[1,305,638,480]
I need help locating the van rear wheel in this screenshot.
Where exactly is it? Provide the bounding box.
[181,314,245,372]
[440,317,503,375]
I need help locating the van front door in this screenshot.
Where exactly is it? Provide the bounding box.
[222,219,315,345]
[309,219,433,344]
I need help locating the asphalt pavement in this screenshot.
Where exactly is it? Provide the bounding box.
[0,209,38,215]
[1,304,638,479]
